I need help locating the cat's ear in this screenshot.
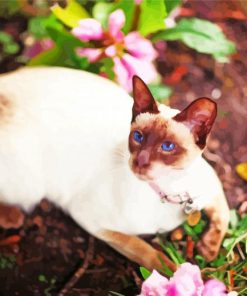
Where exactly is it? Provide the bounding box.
[132,76,159,122]
[173,98,217,149]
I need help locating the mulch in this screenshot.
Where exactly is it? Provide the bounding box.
[0,0,246,295]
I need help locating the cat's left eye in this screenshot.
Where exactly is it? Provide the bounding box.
[161,141,175,152]
[133,131,144,143]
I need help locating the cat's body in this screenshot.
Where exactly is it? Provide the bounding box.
[0,67,229,270]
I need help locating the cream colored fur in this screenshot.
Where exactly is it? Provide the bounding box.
[0,67,227,241]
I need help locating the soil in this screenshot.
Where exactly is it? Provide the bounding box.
[0,0,246,295]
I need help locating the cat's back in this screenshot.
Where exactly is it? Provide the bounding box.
[0,67,132,208]
[0,67,132,130]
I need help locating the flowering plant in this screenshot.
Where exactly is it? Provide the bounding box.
[25,0,236,96]
[139,263,238,296]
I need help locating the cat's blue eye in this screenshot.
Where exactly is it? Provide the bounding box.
[133,131,144,143]
[161,141,175,152]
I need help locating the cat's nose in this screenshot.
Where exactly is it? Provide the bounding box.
[136,150,150,168]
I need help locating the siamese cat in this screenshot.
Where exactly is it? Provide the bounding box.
[0,67,229,271]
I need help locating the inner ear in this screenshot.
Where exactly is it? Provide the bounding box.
[173,97,217,149]
[132,76,159,122]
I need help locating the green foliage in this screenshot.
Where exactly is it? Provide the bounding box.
[0,254,16,269]
[138,0,167,36]
[115,0,135,34]
[149,84,172,102]
[108,292,125,296]
[3,0,236,95]
[140,266,151,280]
[38,274,56,296]
[92,2,115,29]
[165,0,182,14]
[28,15,63,40]
[51,0,89,28]
[0,0,20,17]
[153,17,236,62]
[0,32,19,56]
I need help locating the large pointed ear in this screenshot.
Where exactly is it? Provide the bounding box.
[132,76,159,122]
[173,98,217,149]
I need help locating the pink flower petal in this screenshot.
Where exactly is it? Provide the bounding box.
[166,263,204,296]
[72,19,103,42]
[24,38,54,58]
[121,53,158,89]
[108,9,125,39]
[138,270,169,296]
[113,57,131,91]
[125,32,157,61]
[76,48,102,62]
[105,45,117,57]
[203,279,227,296]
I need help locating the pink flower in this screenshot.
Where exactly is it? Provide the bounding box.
[139,263,237,296]
[203,279,228,296]
[140,270,169,296]
[72,9,158,92]
[166,263,204,295]
[24,38,54,58]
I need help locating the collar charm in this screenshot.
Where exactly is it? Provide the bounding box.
[149,182,200,214]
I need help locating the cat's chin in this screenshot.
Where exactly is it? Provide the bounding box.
[134,173,154,181]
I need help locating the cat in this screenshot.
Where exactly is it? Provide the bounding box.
[0,66,229,271]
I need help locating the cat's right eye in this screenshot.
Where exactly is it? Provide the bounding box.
[133,131,144,143]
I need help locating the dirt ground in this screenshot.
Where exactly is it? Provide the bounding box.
[0,1,246,295]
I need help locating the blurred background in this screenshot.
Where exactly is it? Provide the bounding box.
[0,0,246,295]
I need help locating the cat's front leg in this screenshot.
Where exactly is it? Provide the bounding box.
[196,193,230,261]
[97,229,177,272]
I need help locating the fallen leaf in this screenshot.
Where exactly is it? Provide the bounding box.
[0,203,24,229]
[171,228,184,241]
[187,210,202,226]
[0,235,21,246]
[235,163,247,181]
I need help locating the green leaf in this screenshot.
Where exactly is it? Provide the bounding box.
[222,237,235,251]
[92,2,115,29]
[28,46,66,66]
[230,210,239,229]
[138,0,167,36]
[183,222,198,239]
[93,0,135,33]
[148,84,172,102]
[4,43,19,54]
[45,25,86,68]
[0,32,12,43]
[100,58,115,80]
[28,15,64,40]
[0,32,19,55]
[165,0,182,14]
[115,0,135,34]
[210,253,226,268]
[108,292,125,296]
[51,0,89,28]
[193,219,206,234]
[153,17,236,61]
[29,16,48,39]
[38,274,48,283]
[195,255,206,269]
[140,266,151,280]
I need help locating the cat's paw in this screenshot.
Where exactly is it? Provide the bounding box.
[196,234,221,262]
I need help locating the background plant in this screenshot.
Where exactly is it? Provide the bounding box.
[0,0,236,100]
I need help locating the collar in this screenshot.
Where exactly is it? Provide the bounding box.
[149,181,199,214]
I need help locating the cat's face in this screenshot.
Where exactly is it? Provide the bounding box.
[128,76,217,181]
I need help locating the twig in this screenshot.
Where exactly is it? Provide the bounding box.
[58,236,95,296]
[201,262,229,274]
